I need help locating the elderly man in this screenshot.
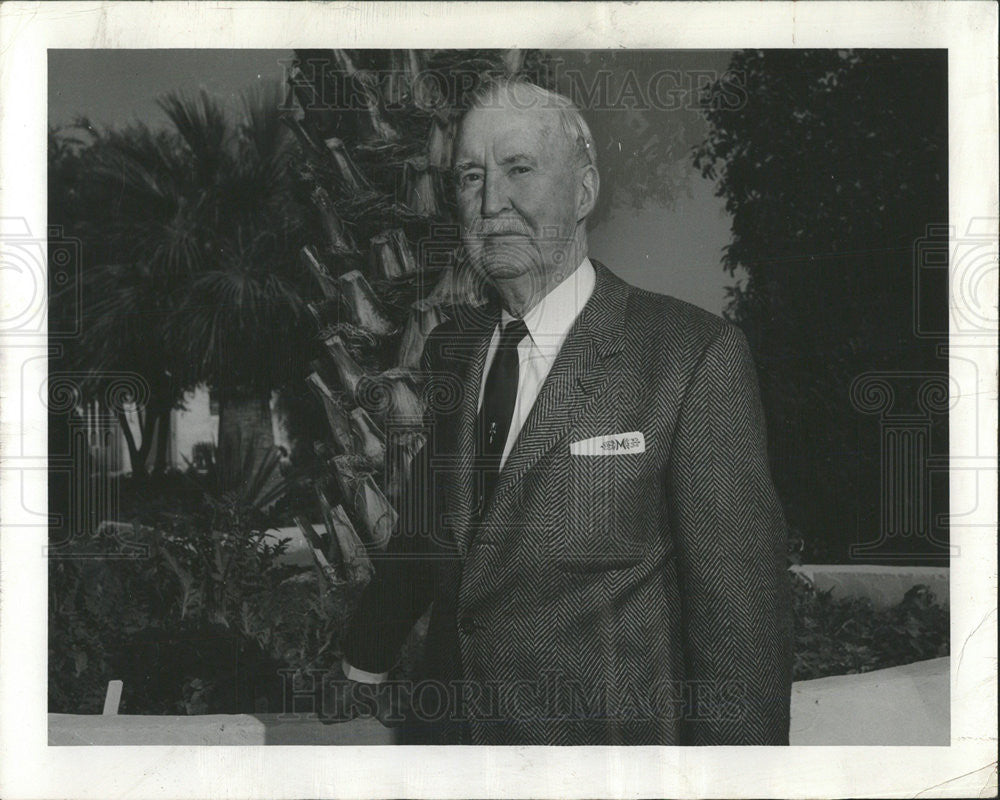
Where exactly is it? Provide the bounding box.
[331,78,792,745]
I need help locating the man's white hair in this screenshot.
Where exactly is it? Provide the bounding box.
[463,77,598,170]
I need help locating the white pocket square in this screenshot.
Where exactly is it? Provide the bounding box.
[570,432,646,456]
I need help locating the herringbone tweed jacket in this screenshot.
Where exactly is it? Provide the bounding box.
[343,260,793,746]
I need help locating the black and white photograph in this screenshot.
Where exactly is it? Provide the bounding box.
[1,2,996,798]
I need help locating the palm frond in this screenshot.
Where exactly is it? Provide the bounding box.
[239,82,290,165]
[57,82,314,402]
[165,262,308,391]
[156,89,234,184]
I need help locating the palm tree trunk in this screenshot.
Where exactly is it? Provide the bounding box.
[115,408,147,479]
[217,391,275,485]
[153,408,171,475]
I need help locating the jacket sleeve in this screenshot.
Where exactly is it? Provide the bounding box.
[340,343,440,676]
[667,322,793,745]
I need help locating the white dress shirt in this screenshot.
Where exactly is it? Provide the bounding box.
[478,256,596,469]
[344,257,597,684]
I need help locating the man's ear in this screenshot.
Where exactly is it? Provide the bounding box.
[576,164,600,223]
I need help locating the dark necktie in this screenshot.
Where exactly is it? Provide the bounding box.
[475,318,529,517]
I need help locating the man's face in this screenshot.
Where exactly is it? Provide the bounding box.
[454,91,583,284]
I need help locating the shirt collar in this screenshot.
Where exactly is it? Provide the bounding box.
[500,257,596,356]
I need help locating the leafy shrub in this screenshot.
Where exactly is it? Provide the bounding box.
[49,449,352,715]
[791,571,949,680]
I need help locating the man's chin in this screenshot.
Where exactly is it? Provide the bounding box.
[480,262,533,282]
[468,246,538,282]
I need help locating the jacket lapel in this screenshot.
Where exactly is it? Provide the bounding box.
[444,309,497,555]
[470,260,629,545]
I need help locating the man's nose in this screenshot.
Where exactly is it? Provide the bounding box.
[481,170,511,217]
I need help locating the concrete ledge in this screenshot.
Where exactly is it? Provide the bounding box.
[791,564,949,608]
[48,712,396,746]
[50,658,949,746]
[790,656,949,745]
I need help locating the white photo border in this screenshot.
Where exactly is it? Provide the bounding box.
[1,2,996,798]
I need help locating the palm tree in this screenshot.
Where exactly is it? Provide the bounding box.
[57,85,314,479]
[159,86,313,478]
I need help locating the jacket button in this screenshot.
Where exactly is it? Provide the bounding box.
[459,617,477,635]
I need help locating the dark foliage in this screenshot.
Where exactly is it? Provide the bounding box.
[695,50,950,564]
[48,458,351,715]
[49,522,281,715]
[791,572,949,680]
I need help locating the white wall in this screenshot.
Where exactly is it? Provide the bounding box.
[589,175,737,317]
[168,387,219,469]
[112,386,291,474]
[169,386,292,470]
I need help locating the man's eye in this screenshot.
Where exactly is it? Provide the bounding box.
[510,166,532,176]
[460,173,483,186]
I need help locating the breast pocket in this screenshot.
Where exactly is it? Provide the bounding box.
[549,448,649,572]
